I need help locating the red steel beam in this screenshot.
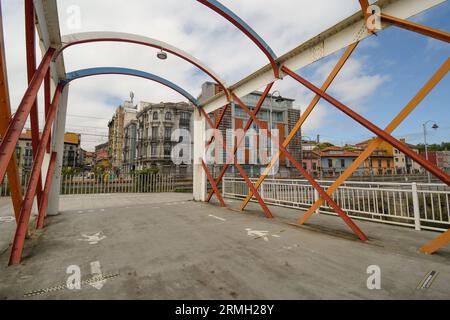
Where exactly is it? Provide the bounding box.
[9,84,62,265]
[197,0,279,78]
[0,1,23,221]
[36,151,57,229]
[0,47,55,184]
[281,66,450,186]
[201,159,226,207]
[25,0,43,209]
[239,42,359,211]
[206,83,274,202]
[202,103,230,205]
[44,70,51,153]
[232,94,368,240]
[200,107,274,218]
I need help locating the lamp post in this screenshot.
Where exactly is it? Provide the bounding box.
[269,90,284,130]
[267,91,284,174]
[422,120,439,184]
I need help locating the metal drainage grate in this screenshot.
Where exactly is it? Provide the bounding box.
[417,270,439,290]
[23,273,120,297]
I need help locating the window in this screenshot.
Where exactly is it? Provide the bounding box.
[272,111,284,122]
[340,159,345,168]
[312,163,317,170]
[328,159,333,168]
[15,147,21,161]
[164,127,171,140]
[234,107,249,119]
[165,112,172,120]
[153,111,158,120]
[302,162,307,169]
[378,160,382,167]
[151,143,157,156]
[164,143,171,156]
[152,127,158,139]
[180,112,190,120]
[387,160,391,168]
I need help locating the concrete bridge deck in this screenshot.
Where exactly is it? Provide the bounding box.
[0,193,449,299]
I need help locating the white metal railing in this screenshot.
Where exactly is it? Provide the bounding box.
[60,173,175,195]
[0,173,30,197]
[0,173,175,196]
[223,177,450,231]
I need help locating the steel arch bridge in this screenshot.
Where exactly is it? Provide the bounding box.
[0,0,449,265]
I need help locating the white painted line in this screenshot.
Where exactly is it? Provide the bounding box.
[89,261,106,290]
[208,214,226,222]
[78,211,84,213]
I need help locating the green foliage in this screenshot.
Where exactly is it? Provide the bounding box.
[61,167,80,176]
[416,142,450,152]
[318,142,334,150]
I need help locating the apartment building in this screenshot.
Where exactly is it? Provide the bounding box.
[94,142,109,171]
[200,82,301,177]
[123,120,138,173]
[420,150,450,173]
[356,138,421,174]
[107,100,138,173]
[133,101,194,174]
[14,130,81,177]
[320,146,362,176]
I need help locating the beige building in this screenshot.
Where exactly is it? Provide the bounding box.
[392,139,422,174]
[108,100,138,173]
[15,130,81,177]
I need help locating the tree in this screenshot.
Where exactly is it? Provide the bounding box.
[318,142,334,150]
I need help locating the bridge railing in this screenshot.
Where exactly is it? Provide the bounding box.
[223,177,450,231]
[59,173,175,195]
[0,172,176,196]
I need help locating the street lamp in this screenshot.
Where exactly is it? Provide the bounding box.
[266,91,284,175]
[157,48,167,60]
[269,90,284,130]
[422,120,439,183]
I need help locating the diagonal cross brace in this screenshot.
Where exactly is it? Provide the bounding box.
[299,58,450,224]
[205,83,274,202]
[282,66,450,186]
[200,106,274,218]
[232,94,368,240]
[240,42,359,210]
[9,84,62,265]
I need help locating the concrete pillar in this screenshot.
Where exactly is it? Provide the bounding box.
[47,84,69,215]
[193,109,206,201]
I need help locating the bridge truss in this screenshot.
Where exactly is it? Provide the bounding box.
[0,0,449,264]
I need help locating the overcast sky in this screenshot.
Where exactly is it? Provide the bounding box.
[1,0,449,151]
